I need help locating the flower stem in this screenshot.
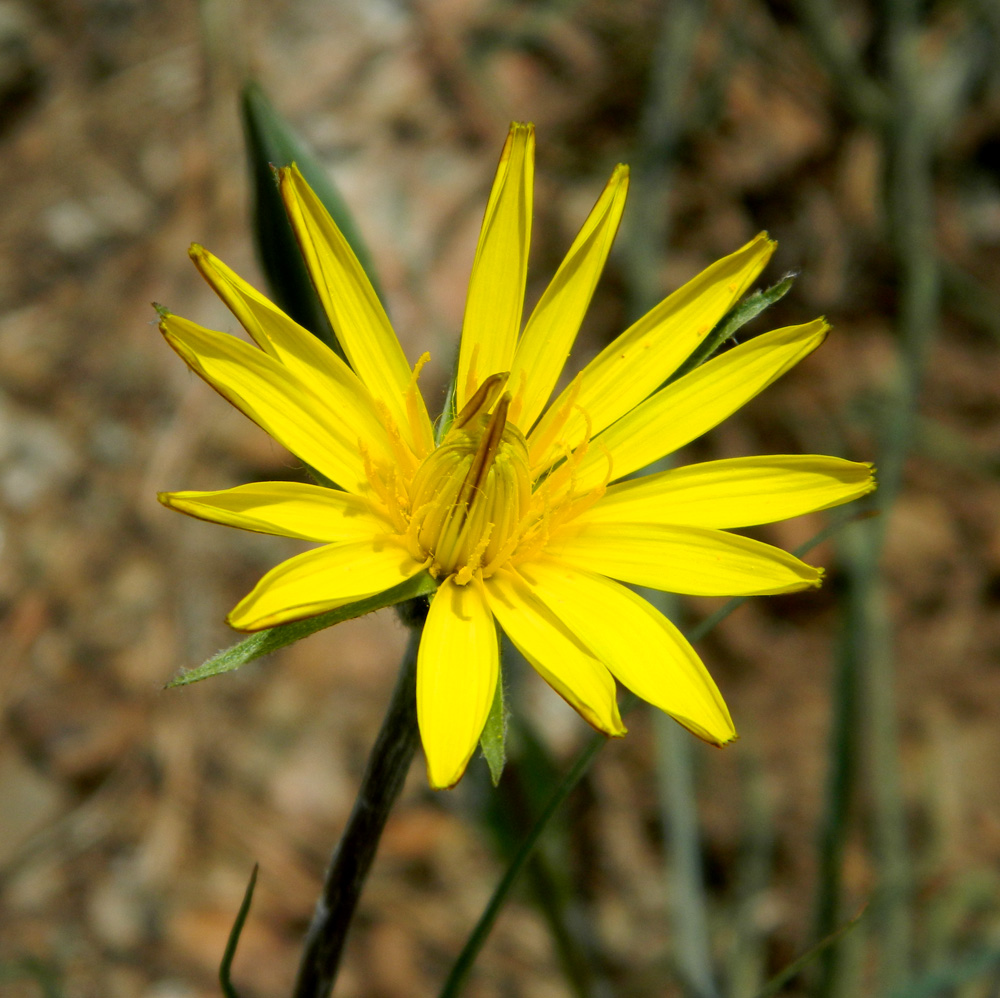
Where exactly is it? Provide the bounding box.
[292,623,422,998]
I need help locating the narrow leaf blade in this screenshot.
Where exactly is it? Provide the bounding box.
[241,81,383,353]
[670,273,797,383]
[750,905,866,998]
[479,653,507,786]
[168,572,437,687]
[219,864,258,998]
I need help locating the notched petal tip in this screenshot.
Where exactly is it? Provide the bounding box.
[675,712,738,748]
[752,229,777,252]
[711,729,739,748]
[276,162,303,194]
[864,462,879,493]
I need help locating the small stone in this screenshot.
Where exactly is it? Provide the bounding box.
[43,199,107,255]
[0,751,66,867]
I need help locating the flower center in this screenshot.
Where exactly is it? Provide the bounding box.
[407,373,530,584]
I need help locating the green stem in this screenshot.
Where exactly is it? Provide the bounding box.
[292,625,422,998]
[855,2,940,988]
[439,734,608,998]
[654,712,720,998]
[812,609,860,998]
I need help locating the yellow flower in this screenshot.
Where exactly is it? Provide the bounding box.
[159,123,874,789]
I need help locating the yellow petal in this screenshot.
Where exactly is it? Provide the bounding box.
[529,232,775,472]
[456,123,535,410]
[572,318,829,492]
[586,455,876,528]
[485,568,625,737]
[417,578,499,789]
[158,482,393,542]
[161,314,375,493]
[279,164,433,453]
[546,522,823,596]
[227,537,424,630]
[188,245,397,451]
[508,164,629,433]
[520,559,735,745]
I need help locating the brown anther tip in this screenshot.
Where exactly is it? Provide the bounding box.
[454,372,511,428]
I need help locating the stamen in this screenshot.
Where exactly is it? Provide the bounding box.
[527,373,582,471]
[457,393,510,506]
[507,369,528,428]
[406,375,529,583]
[406,352,433,458]
[463,343,482,406]
[360,441,387,503]
[374,397,420,479]
[454,372,509,429]
[455,523,493,586]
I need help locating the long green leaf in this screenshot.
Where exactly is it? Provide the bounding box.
[439,731,608,998]
[220,864,258,998]
[241,81,383,353]
[669,273,796,384]
[750,906,866,998]
[167,572,436,687]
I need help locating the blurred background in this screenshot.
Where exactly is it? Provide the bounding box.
[2,0,999,996]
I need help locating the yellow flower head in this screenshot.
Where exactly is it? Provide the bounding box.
[159,123,874,789]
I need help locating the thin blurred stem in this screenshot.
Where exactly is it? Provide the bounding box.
[726,753,774,997]
[628,2,718,993]
[878,0,941,514]
[524,851,607,998]
[438,733,608,998]
[654,709,721,998]
[487,718,611,998]
[798,0,941,990]
[856,0,940,987]
[792,0,888,126]
[292,626,422,998]
[812,610,860,998]
[625,0,707,318]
